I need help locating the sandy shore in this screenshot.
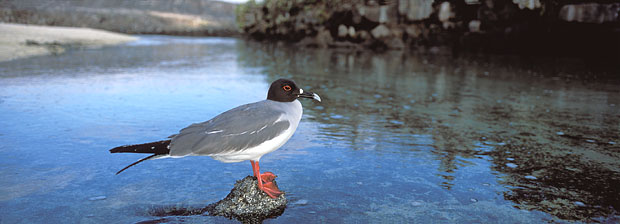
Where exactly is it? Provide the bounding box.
[0,23,137,62]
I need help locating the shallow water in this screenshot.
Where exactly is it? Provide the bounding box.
[1,36,619,223]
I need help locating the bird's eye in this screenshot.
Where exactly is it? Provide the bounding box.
[283,85,292,91]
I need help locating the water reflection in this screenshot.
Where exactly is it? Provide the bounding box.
[0,36,618,223]
[236,41,620,221]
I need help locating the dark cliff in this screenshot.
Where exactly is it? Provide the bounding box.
[237,0,620,60]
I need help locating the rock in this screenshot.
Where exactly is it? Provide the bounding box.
[359,4,396,24]
[352,8,363,24]
[405,24,422,38]
[358,30,370,41]
[207,176,287,223]
[315,27,333,48]
[559,3,620,24]
[338,24,348,38]
[438,2,452,23]
[371,24,391,39]
[438,2,455,28]
[244,13,257,27]
[387,37,405,49]
[348,26,356,38]
[148,176,286,223]
[468,20,481,32]
[402,0,434,21]
[398,0,409,15]
[513,0,541,10]
[379,5,393,23]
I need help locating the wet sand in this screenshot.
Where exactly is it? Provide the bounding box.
[0,23,137,62]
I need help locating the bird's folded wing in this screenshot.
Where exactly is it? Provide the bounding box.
[168,102,290,156]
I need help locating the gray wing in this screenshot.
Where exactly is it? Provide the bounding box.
[168,101,290,156]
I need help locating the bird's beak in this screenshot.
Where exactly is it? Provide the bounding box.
[297,89,321,102]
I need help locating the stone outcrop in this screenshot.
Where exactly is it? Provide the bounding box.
[149,176,287,224]
[207,176,287,223]
[237,0,620,58]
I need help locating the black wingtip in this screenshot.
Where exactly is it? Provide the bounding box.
[115,154,159,175]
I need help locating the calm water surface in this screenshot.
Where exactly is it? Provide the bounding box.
[1,36,619,223]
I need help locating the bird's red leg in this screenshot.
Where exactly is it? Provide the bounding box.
[250,160,282,198]
[251,160,259,177]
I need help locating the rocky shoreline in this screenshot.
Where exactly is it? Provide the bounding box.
[237,0,620,60]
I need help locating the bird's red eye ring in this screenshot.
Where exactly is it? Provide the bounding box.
[283,85,292,91]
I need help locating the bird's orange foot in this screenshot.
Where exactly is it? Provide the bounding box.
[250,161,283,198]
[259,181,283,198]
[260,172,277,183]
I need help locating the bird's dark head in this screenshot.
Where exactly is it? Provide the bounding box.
[267,79,321,103]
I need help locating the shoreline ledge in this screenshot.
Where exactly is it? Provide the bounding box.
[0,22,137,62]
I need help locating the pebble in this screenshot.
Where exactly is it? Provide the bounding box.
[506,163,518,168]
[88,196,106,201]
[470,198,478,202]
[524,175,537,180]
[585,139,596,143]
[506,158,515,161]
[609,141,616,145]
[574,201,586,207]
[556,131,564,135]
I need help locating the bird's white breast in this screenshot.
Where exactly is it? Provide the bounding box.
[211,100,303,162]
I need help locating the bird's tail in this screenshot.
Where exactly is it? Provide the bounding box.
[109,140,171,175]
